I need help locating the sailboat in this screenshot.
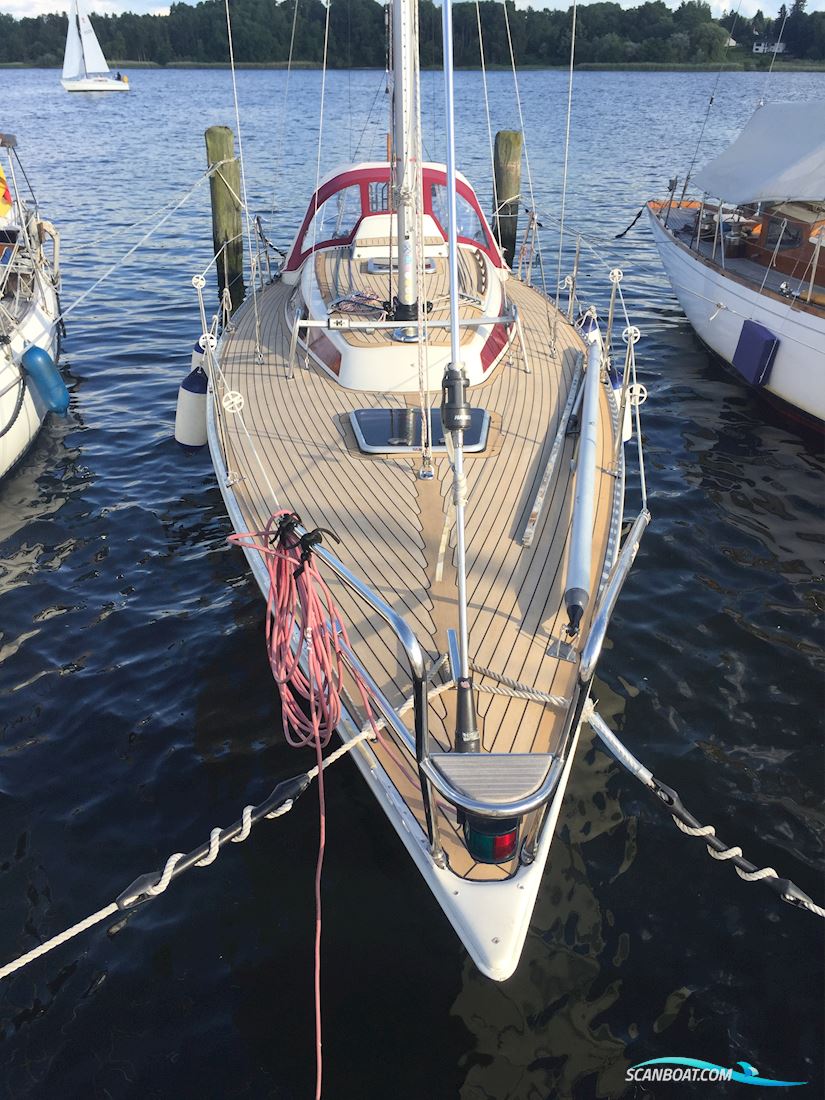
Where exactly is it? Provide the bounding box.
[0,134,67,482]
[195,1,649,980]
[648,101,825,427]
[61,0,129,93]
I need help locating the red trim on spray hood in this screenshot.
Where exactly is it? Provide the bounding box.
[283,165,502,272]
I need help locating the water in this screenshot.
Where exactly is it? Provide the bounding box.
[0,68,823,1098]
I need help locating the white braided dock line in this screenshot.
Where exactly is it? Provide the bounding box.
[672,809,781,879]
[585,705,825,919]
[0,730,377,983]
[0,903,119,982]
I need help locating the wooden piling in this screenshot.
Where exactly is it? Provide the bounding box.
[492,130,522,268]
[204,125,245,311]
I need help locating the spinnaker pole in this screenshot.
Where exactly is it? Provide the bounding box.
[565,317,602,636]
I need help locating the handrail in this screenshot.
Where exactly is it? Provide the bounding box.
[419,756,564,820]
[309,539,427,683]
[579,507,651,683]
[304,533,446,861]
[295,312,515,333]
[335,637,417,759]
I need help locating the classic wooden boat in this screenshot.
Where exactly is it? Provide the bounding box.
[648,101,825,426]
[198,0,649,980]
[0,135,66,482]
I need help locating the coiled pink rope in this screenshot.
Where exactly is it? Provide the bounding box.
[229,510,378,1100]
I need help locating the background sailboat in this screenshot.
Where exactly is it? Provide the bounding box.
[648,101,824,427]
[61,0,129,93]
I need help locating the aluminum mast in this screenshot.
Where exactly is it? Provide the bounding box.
[390,0,420,325]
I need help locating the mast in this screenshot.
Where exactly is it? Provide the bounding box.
[390,0,419,323]
[76,0,87,78]
[79,9,87,78]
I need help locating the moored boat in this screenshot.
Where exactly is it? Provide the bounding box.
[0,135,66,483]
[194,0,650,981]
[648,101,825,427]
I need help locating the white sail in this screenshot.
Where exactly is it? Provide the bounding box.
[62,0,85,81]
[77,0,110,76]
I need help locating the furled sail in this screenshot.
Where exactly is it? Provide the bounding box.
[62,0,85,81]
[77,0,110,76]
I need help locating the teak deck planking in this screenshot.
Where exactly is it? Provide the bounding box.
[213,248,618,881]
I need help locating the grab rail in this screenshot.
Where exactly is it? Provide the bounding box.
[419,756,564,820]
[302,532,445,863]
[309,540,427,682]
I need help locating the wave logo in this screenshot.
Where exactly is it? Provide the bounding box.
[625,1057,807,1087]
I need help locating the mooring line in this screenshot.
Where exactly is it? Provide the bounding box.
[0,731,376,984]
[584,702,825,920]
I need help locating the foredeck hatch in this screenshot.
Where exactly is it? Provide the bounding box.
[350,407,489,454]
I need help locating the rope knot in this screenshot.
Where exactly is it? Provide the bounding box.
[273,510,302,546]
[293,526,340,577]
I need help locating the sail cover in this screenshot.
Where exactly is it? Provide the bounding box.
[77,0,110,76]
[62,0,84,80]
[693,102,825,204]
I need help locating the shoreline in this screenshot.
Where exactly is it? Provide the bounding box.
[3,60,825,72]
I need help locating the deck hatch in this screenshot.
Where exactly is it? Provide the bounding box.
[350,407,489,454]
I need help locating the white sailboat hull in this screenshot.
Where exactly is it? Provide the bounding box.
[61,77,129,92]
[648,208,825,424]
[0,289,60,481]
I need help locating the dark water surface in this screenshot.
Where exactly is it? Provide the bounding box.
[0,68,823,1099]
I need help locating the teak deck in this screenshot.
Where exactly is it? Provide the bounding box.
[213,258,618,881]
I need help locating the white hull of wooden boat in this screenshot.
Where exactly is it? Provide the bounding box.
[648,208,825,423]
[61,77,129,92]
[0,291,60,482]
[207,395,587,980]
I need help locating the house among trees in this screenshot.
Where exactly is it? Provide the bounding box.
[753,40,788,53]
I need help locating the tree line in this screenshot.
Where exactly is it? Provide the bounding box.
[719,1,820,59]
[2,0,823,69]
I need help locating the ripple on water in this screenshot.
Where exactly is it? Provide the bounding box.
[0,66,822,1100]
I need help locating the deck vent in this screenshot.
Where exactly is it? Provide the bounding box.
[350,407,489,455]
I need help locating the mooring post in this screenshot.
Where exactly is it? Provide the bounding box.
[493,130,522,268]
[204,125,245,312]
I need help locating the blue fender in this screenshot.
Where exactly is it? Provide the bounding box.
[21,345,69,415]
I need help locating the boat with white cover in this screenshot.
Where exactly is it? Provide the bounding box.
[0,134,66,483]
[61,0,129,93]
[196,0,650,980]
[648,101,825,427]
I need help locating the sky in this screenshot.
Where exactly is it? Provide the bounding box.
[8,0,825,20]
